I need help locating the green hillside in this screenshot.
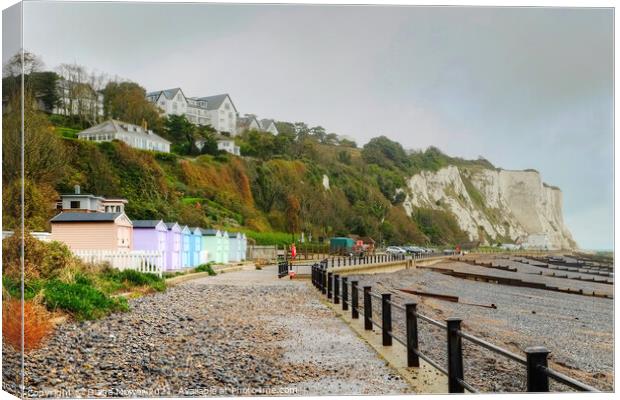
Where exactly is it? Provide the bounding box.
[2,94,481,247]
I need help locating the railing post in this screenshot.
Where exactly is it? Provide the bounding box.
[327,272,333,299]
[316,265,320,288]
[312,265,315,286]
[321,267,326,294]
[405,302,420,367]
[312,265,316,287]
[381,293,392,346]
[447,317,464,393]
[351,281,359,319]
[446,318,464,393]
[334,274,340,304]
[526,347,550,392]
[363,286,372,330]
[342,277,348,311]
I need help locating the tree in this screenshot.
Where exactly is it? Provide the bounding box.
[196,125,219,155]
[337,150,351,165]
[102,81,162,132]
[293,122,310,140]
[325,132,339,145]
[362,136,410,171]
[2,90,67,230]
[164,114,198,155]
[28,71,60,112]
[310,126,327,143]
[56,62,105,127]
[338,137,357,148]
[2,50,46,101]
[3,50,43,78]
[237,129,279,159]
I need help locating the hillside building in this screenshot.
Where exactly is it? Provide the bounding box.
[259,119,279,135]
[146,88,238,134]
[237,115,261,133]
[58,186,128,214]
[77,119,171,153]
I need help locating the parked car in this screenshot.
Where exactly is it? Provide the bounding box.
[386,246,407,255]
[404,246,424,255]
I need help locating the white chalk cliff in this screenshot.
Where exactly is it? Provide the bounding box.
[401,165,576,249]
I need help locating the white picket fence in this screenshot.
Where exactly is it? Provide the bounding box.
[74,250,164,277]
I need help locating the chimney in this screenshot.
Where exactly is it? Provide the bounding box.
[74,185,81,195]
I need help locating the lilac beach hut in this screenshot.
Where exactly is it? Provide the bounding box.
[164,222,182,270]
[132,220,168,268]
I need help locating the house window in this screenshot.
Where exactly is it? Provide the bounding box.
[70,201,81,209]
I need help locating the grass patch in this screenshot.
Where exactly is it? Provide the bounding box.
[181,196,206,205]
[55,126,80,139]
[2,276,44,300]
[194,263,217,275]
[241,230,293,246]
[43,279,128,321]
[100,269,166,292]
[163,271,187,279]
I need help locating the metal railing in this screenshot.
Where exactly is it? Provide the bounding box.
[326,253,410,268]
[310,261,601,393]
[277,259,290,278]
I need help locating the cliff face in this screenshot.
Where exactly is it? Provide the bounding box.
[401,166,576,249]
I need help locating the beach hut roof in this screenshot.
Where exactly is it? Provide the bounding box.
[50,212,125,223]
[133,219,165,228]
[164,222,182,232]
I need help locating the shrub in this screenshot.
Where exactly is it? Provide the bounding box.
[413,207,469,245]
[101,269,166,292]
[242,230,292,246]
[194,263,217,276]
[2,234,80,281]
[2,276,44,300]
[43,280,128,321]
[2,300,54,351]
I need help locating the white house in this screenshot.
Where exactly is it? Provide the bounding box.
[193,94,238,135]
[77,119,171,153]
[146,88,212,126]
[146,88,238,135]
[217,137,240,156]
[237,115,261,133]
[57,185,128,214]
[259,119,279,135]
[53,79,104,123]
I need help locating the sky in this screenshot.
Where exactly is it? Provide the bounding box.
[4,2,614,249]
